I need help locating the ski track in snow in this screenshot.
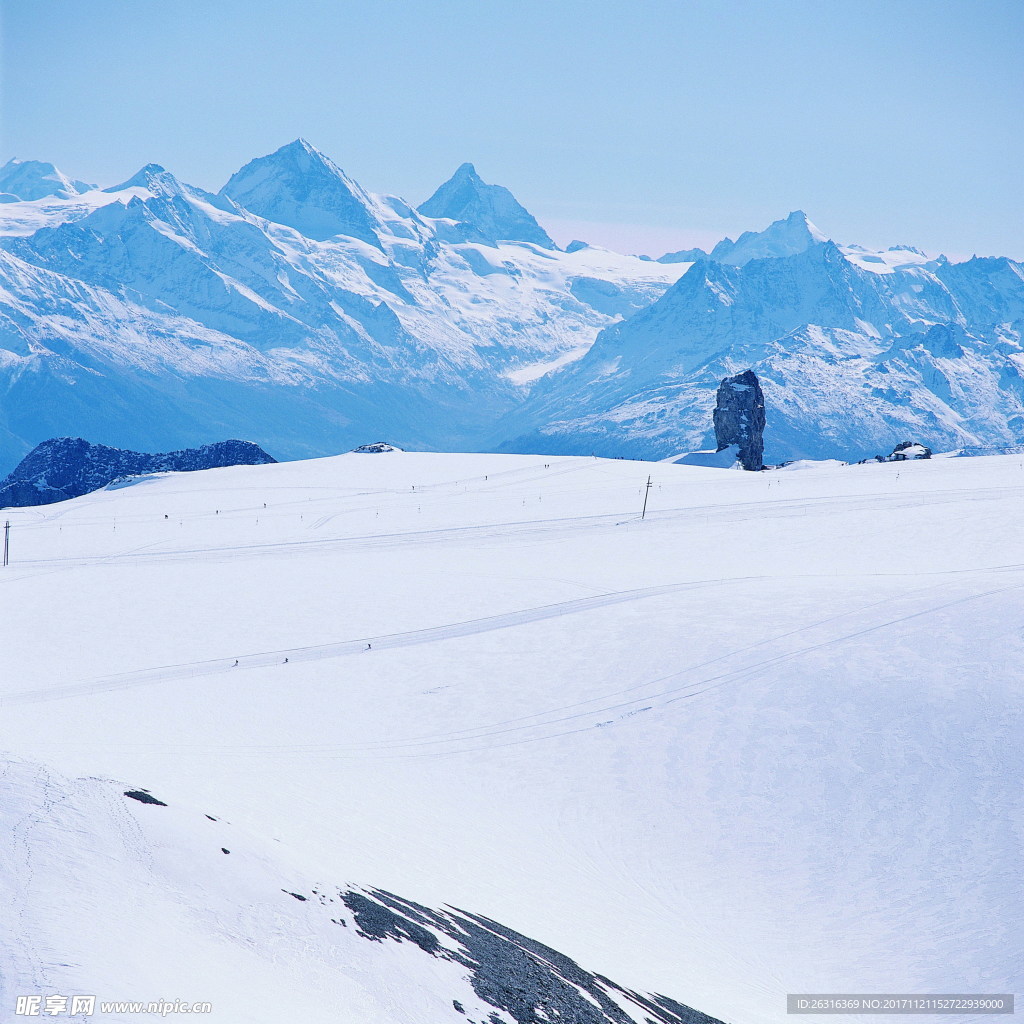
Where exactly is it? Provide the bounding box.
[8,566,1022,761]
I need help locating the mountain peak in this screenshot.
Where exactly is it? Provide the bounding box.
[275,137,336,166]
[418,164,556,249]
[0,158,94,201]
[104,163,176,193]
[219,140,382,245]
[710,210,827,266]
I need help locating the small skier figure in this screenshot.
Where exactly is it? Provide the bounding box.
[284,657,289,664]
[365,643,372,652]
[233,659,239,667]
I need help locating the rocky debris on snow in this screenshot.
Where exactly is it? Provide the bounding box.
[713,370,765,471]
[0,437,276,508]
[340,887,725,1024]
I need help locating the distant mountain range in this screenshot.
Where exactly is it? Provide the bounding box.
[1,143,1022,471]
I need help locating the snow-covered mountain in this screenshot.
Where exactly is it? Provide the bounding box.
[498,238,1024,463]
[1,142,1023,470]
[0,157,95,202]
[0,142,681,473]
[418,161,557,249]
[220,138,388,245]
[709,209,827,265]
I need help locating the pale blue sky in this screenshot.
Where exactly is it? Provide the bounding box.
[2,0,1021,258]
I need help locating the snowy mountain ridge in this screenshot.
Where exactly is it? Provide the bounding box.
[0,140,682,472]
[497,239,1024,463]
[1,140,1022,469]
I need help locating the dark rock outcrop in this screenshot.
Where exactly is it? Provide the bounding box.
[0,437,276,508]
[889,441,932,460]
[712,370,765,471]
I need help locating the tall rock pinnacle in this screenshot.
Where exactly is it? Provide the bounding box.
[713,370,766,471]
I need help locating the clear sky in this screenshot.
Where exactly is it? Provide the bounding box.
[2,0,1021,258]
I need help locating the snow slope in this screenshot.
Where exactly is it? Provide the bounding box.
[2,451,1020,1023]
[2,758,713,1024]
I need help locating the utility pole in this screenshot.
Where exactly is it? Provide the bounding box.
[3,521,9,566]
[641,476,653,520]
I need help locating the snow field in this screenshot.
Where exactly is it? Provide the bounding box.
[1,451,1022,1023]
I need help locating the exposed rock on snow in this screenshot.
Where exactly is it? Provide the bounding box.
[713,371,765,471]
[340,887,723,1024]
[888,441,932,460]
[0,437,276,508]
[857,441,934,465]
[351,442,405,453]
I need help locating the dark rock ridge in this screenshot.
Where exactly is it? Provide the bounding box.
[339,887,725,1024]
[713,370,765,471]
[0,437,276,508]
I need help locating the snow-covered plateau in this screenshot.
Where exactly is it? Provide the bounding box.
[1,451,1021,1022]
[2,144,1024,471]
